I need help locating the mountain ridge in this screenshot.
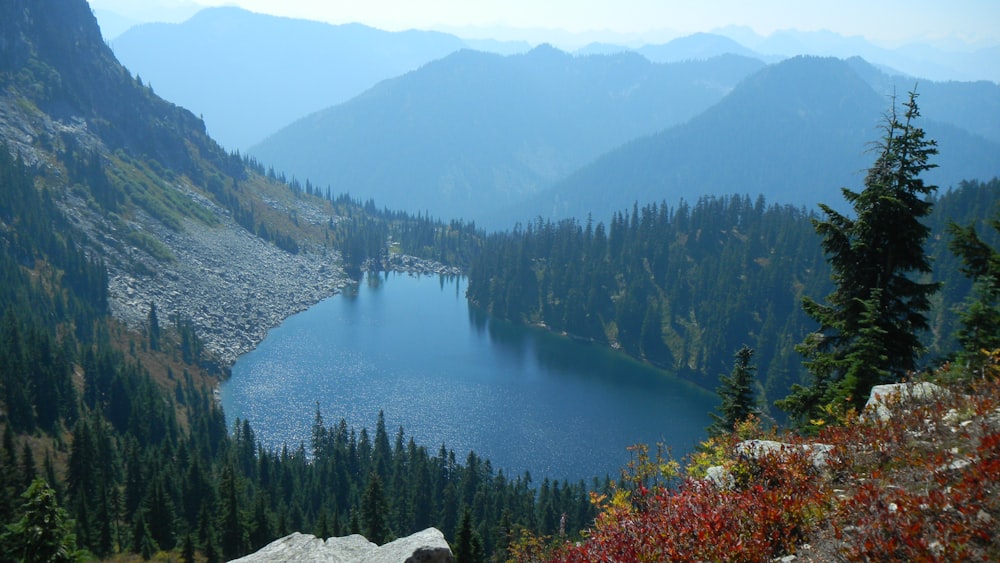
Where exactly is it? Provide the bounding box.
[249,46,766,226]
[522,55,1000,225]
[110,6,468,148]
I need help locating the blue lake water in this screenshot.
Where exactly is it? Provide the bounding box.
[220,272,717,483]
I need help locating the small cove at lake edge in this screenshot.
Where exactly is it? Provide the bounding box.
[220,271,717,483]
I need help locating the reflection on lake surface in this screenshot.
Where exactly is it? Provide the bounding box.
[221,272,716,482]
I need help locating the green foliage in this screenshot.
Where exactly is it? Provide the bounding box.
[948,207,1000,371]
[780,90,940,423]
[1,478,81,563]
[126,230,176,263]
[467,195,830,397]
[361,473,390,544]
[707,345,760,437]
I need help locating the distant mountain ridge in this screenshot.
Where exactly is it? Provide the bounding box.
[530,56,1000,225]
[110,7,468,148]
[108,7,999,154]
[249,46,765,225]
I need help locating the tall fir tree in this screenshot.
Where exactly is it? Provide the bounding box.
[779,90,940,424]
[707,345,759,437]
[360,472,390,544]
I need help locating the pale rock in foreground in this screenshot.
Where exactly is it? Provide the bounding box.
[228,527,453,563]
[862,382,945,422]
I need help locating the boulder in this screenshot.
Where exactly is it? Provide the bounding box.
[862,382,944,422]
[228,528,453,563]
[736,439,834,469]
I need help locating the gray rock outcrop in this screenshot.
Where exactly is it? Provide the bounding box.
[862,382,945,422]
[736,439,835,469]
[228,528,453,563]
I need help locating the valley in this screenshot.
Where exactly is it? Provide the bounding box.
[1,1,998,561]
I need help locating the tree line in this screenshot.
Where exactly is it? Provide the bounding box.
[463,179,998,415]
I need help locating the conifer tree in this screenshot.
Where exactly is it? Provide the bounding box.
[707,345,758,437]
[1,478,80,563]
[181,533,196,563]
[779,90,940,423]
[455,505,485,563]
[147,302,160,352]
[360,472,389,544]
[948,212,1000,370]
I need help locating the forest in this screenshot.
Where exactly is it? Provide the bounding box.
[462,180,1000,408]
[0,143,595,562]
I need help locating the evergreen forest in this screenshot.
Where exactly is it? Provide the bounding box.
[0,134,605,561]
[463,179,1000,410]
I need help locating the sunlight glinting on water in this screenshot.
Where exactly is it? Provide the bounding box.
[221,273,716,482]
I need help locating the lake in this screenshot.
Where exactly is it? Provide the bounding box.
[220,271,717,483]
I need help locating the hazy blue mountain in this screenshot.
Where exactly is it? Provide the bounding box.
[522,56,1000,224]
[575,42,633,56]
[845,57,1000,144]
[249,46,765,225]
[92,9,140,40]
[747,29,999,83]
[461,37,533,55]
[638,33,765,62]
[110,7,467,149]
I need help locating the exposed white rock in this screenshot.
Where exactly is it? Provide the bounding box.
[704,465,735,489]
[736,439,835,469]
[228,528,453,563]
[862,382,945,422]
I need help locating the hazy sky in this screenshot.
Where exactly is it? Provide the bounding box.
[90,0,1000,47]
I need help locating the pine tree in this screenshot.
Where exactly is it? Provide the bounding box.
[948,212,1000,371]
[360,472,389,544]
[147,302,160,352]
[1,478,80,563]
[454,505,484,563]
[779,90,940,423]
[707,345,759,437]
[181,533,196,563]
[217,464,249,559]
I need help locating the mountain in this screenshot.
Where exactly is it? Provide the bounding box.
[0,0,221,175]
[845,57,1000,144]
[110,7,467,149]
[529,56,1000,224]
[249,46,765,226]
[0,4,595,560]
[92,8,140,39]
[637,33,766,63]
[747,29,1000,83]
[0,0,352,364]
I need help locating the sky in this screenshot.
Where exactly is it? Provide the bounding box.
[89,0,1000,49]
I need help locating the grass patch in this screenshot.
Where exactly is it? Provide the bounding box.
[126,230,174,263]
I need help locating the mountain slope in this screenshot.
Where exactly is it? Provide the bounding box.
[110,7,467,148]
[0,0,350,364]
[250,46,765,225]
[845,56,1000,144]
[0,0,227,176]
[533,56,1000,223]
